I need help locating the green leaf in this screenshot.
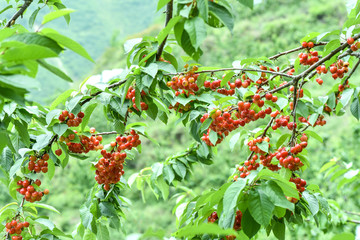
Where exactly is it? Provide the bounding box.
[96,222,110,240]
[157,16,182,43]
[9,157,25,178]
[24,203,60,214]
[35,218,55,230]
[229,132,241,151]
[276,134,291,148]
[209,130,218,146]
[248,188,275,226]
[81,103,97,131]
[331,232,355,240]
[37,59,72,82]
[2,45,58,61]
[242,210,260,238]
[302,191,319,215]
[163,164,175,184]
[50,89,75,110]
[300,32,320,43]
[276,98,288,110]
[52,123,68,136]
[174,223,240,238]
[257,141,269,153]
[273,221,285,240]
[219,179,246,228]
[208,1,234,32]
[83,229,97,240]
[42,9,75,25]
[29,8,40,28]
[340,88,354,107]
[324,39,341,55]
[197,0,209,21]
[304,130,323,142]
[261,181,294,212]
[156,175,169,200]
[184,17,207,49]
[308,113,319,126]
[236,0,254,9]
[221,71,235,87]
[157,0,171,11]
[351,98,360,120]
[172,161,187,179]
[41,29,93,62]
[142,63,158,78]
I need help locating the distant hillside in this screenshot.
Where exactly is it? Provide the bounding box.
[94,0,346,71]
[3,0,157,103]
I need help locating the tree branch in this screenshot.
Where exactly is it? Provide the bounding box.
[156,0,173,60]
[269,42,327,60]
[4,0,33,28]
[80,78,128,105]
[342,58,360,85]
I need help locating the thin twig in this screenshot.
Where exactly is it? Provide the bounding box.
[269,42,327,60]
[80,79,128,105]
[4,0,33,28]
[156,0,173,60]
[345,211,360,217]
[342,58,360,85]
[92,131,118,136]
[298,32,360,80]
[347,219,360,224]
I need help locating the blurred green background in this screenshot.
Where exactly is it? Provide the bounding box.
[2,0,360,239]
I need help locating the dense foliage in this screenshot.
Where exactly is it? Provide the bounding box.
[1,0,360,239]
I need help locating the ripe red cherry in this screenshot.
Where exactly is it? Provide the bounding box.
[35,179,41,186]
[347,37,355,45]
[316,78,323,85]
[265,93,272,100]
[253,94,261,101]
[301,42,308,48]
[307,42,314,48]
[55,149,62,156]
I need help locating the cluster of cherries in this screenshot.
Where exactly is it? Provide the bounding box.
[59,128,103,154]
[5,219,30,240]
[167,65,200,96]
[207,211,218,223]
[289,177,307,199]
[347,37,360,52]
[94,130,141,190]
[329,60,349,80]
[168,102,192,113]
[238,154,261,178]
[272,115,293,131]
[200,110,242,146]
[236,101,272,122]
[299,115,326,127]
[126,86,148,111]
[58,110,84,127]
[204,79,236,96]
[28,154,48,173]
[225,210,243,240]
[16,179,49,203]
[299,42,319,66]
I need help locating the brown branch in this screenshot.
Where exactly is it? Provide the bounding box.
[298,32,360,80]
[347,219,360,224]
[245,116,275,161]
[92,131,118,136]
[345,211,360,217]
[342,58,360,85]
[4,0,33,28]
[156,0,173,60]
[269,42,327,60]
[80,79,128,105]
